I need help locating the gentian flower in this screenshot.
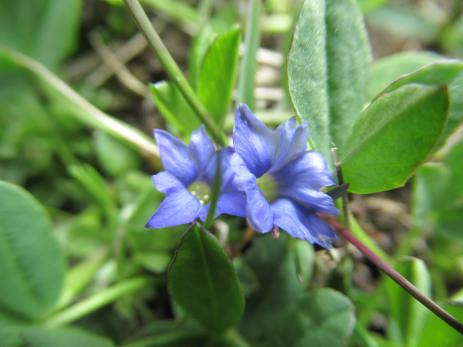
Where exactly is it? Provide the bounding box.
[231,105,339,248]
[145,126,246,228]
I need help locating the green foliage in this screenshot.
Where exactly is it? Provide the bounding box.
[151,26,241,134]
[239,236,355,347]
[2,0,463,345]
[0,181,65,321]
[150,81,199,134]
[237,0,261,110]
[413,139,463,240]
[197,27,241,126]
[341,84,449,194]
[168,225,244,334]
[0,0,82,66]
[366,4,438,43]
[288,0,371,157]
[385,258,431,347]
[94,132,141,176]
[20,327,114,347]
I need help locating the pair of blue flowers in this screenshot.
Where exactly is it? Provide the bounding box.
[146,105,339,248]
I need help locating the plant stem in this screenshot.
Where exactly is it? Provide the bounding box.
[123,0,227,146]
[323,216,463,335]
[43,277,150,327]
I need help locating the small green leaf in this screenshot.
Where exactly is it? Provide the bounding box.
[368,55,463,146]
[367,51,441,99]
[0,181,65,320]
[149,81,200,135]
[385,258,431,347]
[378,61,463,96]
[198,27,241,127]
[288,0,371,157]
[189,27,216,90]
[341,84,449,194]
[168,225,244,333]
[22,327,114,347]
[237,0,261,110]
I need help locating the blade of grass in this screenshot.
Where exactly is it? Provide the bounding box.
[237,0,261,110]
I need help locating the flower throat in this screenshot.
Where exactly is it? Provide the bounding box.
[256,174,278,202]
[188,180,211,205]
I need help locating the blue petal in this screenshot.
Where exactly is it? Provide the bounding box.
[273,151,336,191]
[204,147,235,187]
[146,172,201,228]
[271,117,308,172]
[230,152,258,191]
[217,190,247,217]
[245,184,273,233]
[230,153,273,230]
[189,125,215,174]
[278,186,339,215]
[198,190,247,220]
[233,104,276,177]
[154,129,198,185]
[271,198,336,247]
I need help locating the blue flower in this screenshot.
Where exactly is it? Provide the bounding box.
[145,126,246,228]
[231,105,339,248]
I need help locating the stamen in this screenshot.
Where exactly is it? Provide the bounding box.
[188,181,211,205]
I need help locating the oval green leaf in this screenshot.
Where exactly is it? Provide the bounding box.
[168,225,244,333]
[341,84,449,194]
[288,0,371,157]
[0,181,65,320]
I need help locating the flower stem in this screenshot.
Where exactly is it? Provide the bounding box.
[323,216,463,335]
[123,0,227,146]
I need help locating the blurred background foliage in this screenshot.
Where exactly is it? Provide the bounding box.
[1,0,463,346]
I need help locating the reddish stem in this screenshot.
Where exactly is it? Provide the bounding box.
[323,216,463,335]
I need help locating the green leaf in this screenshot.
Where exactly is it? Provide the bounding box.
[237,0,261,110]
[168,225,244,333]
[385,258,431,347]
[0,0,81,67]
[288,0,371,157]
[189,27,216,90]
[198,27,241,127]
[416,303,463,347]
[413,139,463,240]
[239,236,354,347]
[367,51,442,99]
[22,327,114,347]
[368,55,463,146]
[0,181,65,320]
[341,84,449,194]
[378,61,463,96]
[149,81,200,135]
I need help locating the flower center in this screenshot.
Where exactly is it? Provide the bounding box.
[188,180,211,205]
[256,174,278,202]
